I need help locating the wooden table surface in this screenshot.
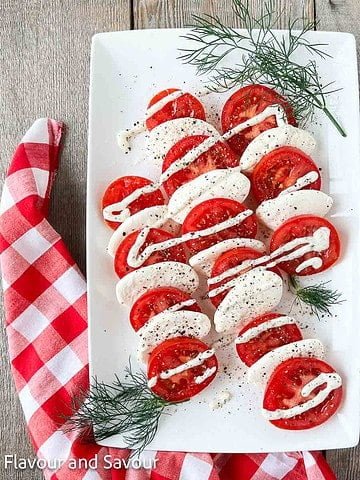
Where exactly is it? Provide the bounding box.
[0,1,358,478]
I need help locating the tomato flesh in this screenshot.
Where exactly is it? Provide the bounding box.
[148,337,218,402]
[162,135,239,196]
[102,176,164,230]
[236,313,303,366]
[221,85,297,156]
[129,287,201,331]
[114,228,187,278]
[252,147,321,203]
[263,357,343,430]
[146,88,206,130]
[182,199,257,255]
[270,215,341,276]
[209,247,281,307]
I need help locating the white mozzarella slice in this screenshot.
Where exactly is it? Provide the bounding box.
[116,262,199,306]
[189,238,266,277]
[147,118,221,166]
[107,206,177,257]
[247,339,326,386]
[168,168,250,223]
[137,310,211,362]
[214,268,283,333]
[256,190,333,230]
[241,125,316,173]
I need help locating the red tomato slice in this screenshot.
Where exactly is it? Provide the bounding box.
[146,88,206,130]
[221,85,297,155]
[209,248,281,307]
[236,313,303,367]
[102,176,165,230]
[263,357,343,430]
[114,228,187,278]
[162,135,239,196]
[148,337,218,402]
[270,215,340,276]
[181,199,257,255]
[129,287,201,331]
[252,147,321,203]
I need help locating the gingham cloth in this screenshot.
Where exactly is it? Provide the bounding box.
[0,118,337,480]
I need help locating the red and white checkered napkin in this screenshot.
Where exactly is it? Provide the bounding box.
[0,118,337,480]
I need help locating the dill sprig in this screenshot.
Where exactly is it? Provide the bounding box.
[289,275,344,319]
[179,0,346,136]
[64,363,178,455]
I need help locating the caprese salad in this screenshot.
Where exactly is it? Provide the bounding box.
[101,84,343,430]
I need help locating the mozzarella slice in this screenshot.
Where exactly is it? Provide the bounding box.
[116,262,199,306]
[137,310,211,362]
[247,339,325,386]
[147,118,221,166]
[214,268,283,333]
[189,238,266,277]
[241,125,316,173]
[168,168,250,223]
[256,190,333,230]
[107,205,177,257]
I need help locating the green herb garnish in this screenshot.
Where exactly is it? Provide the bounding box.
[64,363,179,455]
[179,0,346,136]
[289,275,344,318]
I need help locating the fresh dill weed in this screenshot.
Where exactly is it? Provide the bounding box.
[64,363,181,456]
[289,275,344,319]
[179,0,346,136]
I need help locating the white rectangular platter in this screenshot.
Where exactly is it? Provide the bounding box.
[87,28,360,452]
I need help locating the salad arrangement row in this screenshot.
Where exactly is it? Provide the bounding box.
[101,84,343,431]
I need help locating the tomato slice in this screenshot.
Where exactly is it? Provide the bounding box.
[270,215,340,276]
[252,147,321,203]
[181,199,257,255]
[162,135,239,196]
[114,228,187,278]
[148,337,218,402]
[221,85,297,156]
[146,88,206,130]
[209,248,281,307]
[236,313,303,367]
[129,287,201,331]
[102,176,165,230]
[263,357,343,430]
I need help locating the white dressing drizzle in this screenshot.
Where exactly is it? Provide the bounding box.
[279,171,319,197]
[235,316,296,344]
[145,90,185,119]
[166,299,197,312]
[296,257,323,273]
[117,123,147,153]
[106,103,288,222]
[262,373,342,420]
[103,183,160,223]
[222,105,287,140]
[148,349,216,388]
[195,367,217,384]
[160,136,220,182]
[208,226,330,298]
[127,209,254,268]
[117,90,185,153]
